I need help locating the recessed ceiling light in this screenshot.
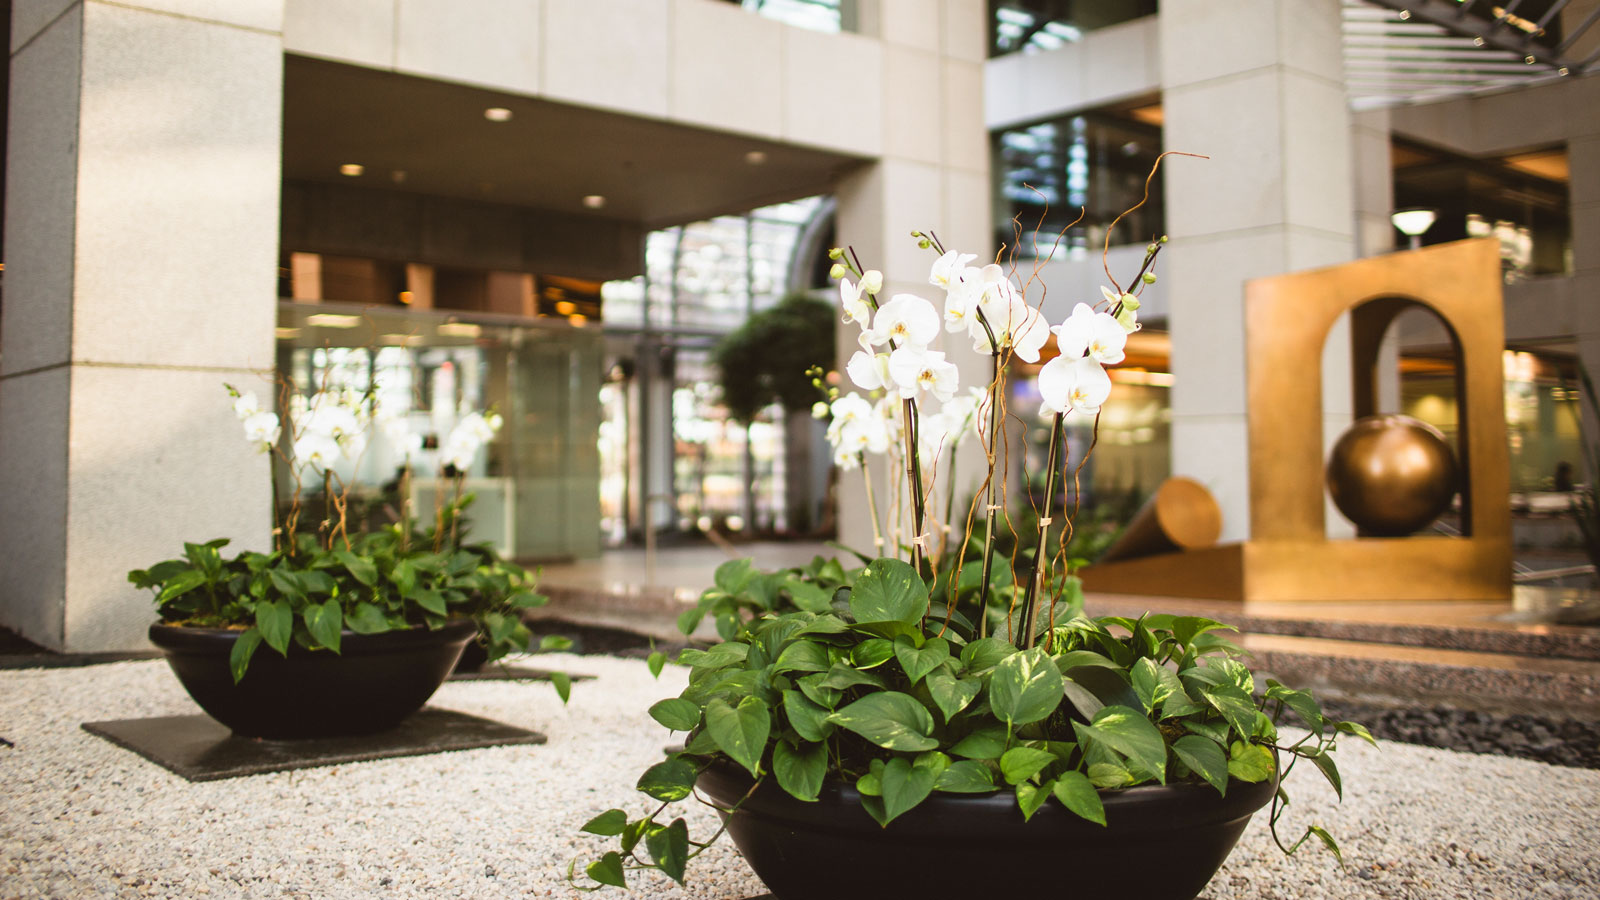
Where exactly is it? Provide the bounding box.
[438,322,483,338]
[381,333,423,346]
[391,170,407,183]
[554,300,577,315]
[745,150,768,165]
[339,163,364,177]
[484,107,513,122]
[274,327,301,340]
[568,314,589,327]
[306,313,362,328]
[582,195,606,209]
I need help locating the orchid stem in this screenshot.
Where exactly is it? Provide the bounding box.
[975,351,1003,639]
[861,454,885,556]
[1017,412,1063,649]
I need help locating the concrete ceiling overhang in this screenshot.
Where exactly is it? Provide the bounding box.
[282,55,868,231]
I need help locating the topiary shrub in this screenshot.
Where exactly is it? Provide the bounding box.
[713,293,836,424]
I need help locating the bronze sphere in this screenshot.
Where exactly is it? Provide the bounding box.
[1325,414,1458,537]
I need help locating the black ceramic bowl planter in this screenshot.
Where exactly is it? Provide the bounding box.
[148,619,475,739]
[697,759,1277,900]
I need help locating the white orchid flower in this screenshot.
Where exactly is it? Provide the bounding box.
[867,293,941,350]
[971,295,1050,363]
[306,404,362,443]
[827,393,891,459]
[972,264,1020,332]
[839,277,872,327]
[829,392,874,428]
[846,350,891,392]
[941,389,983,443]
[873,395,904,445]
[1100,285,1142,334]
[860,269,883,294]
[888,346,960,402]
[233,391,262,421]
[442,430,482,472]
[929,250,976,291]
[292,431,341,471]
[241,411,280,451]
[287,394,311,430]
[1053,302,1127,365]
[1038,355,1112,417]
[943,267,985,335]
[832,444,861,470]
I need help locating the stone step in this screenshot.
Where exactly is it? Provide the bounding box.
[1235,631,1600,719]
[1083,591,1600,661]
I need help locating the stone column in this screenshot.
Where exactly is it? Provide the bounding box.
[1351,107,1402,414]
[834,0,990,557]
[1572,132,1600,453]
[1158,0,1356,542]
[1,0,283,651]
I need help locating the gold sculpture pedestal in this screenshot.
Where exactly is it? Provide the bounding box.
[1083,537,1512,602]
[1083,239,1512,604]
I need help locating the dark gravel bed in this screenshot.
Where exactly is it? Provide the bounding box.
[529,618,695,660]
[1319,698,1600,770]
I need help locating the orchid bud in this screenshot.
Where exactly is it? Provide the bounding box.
[829,263,847,280]
[828,247,844,260]
[861,270,883,293]
[812,402,830,419]
[1142,272,1157,285]
[1122,296,1141,311]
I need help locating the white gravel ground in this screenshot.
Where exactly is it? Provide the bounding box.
[2,655,1597,900]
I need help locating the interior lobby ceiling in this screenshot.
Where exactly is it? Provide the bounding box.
[282,55,868,231]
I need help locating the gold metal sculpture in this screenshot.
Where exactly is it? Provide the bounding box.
[1084,238,1511,601]
[1325,414,1457,537]
[1097,476,1223,564]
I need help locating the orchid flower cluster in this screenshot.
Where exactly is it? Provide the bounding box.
[232,386,502,477]
[227,378,505,556]
[815,230,1162,615]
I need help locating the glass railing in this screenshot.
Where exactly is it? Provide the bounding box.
[733,0,853,34]
[989,0,1156,57]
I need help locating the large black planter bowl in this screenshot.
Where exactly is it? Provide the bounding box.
[698,759,1276,900]
[148,619,476,739]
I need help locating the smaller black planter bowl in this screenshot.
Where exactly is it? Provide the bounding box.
[698,759,1276,900]
[148,619,476,740]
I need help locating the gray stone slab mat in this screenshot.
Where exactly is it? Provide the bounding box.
[81,708,547,782]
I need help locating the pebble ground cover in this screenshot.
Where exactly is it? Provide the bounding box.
[2,656,1597,899]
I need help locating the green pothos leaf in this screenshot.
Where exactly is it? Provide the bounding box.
[228,627,264,683]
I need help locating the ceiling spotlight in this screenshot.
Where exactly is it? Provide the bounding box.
[568,314,589,327]
[391,170,407,184]
[582,194,606,209]
[1524,55,1537,64]
[1391,207,1437,250]
[274,327,301,340]
[1559,66,1571,76]
[339,163,364,177]
[1473,36,1485,46]
[745,150,768,165]
[484,107,512,122]
[1398,9,1411,19]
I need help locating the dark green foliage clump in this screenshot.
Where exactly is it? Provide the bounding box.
[713,294,836,424]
